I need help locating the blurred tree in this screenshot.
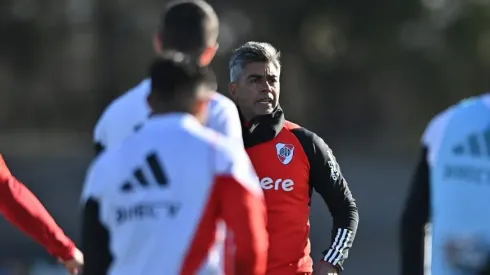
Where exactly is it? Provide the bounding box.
[0,0,489,153]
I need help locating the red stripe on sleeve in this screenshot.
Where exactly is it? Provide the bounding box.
[216,175,268,275]
[180,175,268,275]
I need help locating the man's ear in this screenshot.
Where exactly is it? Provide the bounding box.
[228,82,237,100]
[199,44,218,66]
[153,34,162,55]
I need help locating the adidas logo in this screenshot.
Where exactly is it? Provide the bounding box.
[451,130,490,158]
[121,153,168,192]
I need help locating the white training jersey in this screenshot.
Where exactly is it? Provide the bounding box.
[93,79,242,150]
[423,93,490,275]
[81,114,268,275]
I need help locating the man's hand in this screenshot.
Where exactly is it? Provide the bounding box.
[312,261,338,275]
[60,247,84,274]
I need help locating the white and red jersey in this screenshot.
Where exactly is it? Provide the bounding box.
[93,79,242,153]
[81,113,268,275]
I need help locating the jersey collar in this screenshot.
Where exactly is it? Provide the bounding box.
[240,106,285,148]
[146,112,200,130]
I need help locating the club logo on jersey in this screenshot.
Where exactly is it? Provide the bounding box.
[275,143,294,165]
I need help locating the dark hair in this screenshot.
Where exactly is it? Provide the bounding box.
[229,41,281,82]
[149,53,216,99]
[158,0,219,53]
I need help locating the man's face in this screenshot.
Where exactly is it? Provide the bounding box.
[230,62,280,120]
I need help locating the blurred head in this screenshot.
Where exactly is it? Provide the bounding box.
[228,42,281,121]
[153,0,219,67]
[148,52,217,124]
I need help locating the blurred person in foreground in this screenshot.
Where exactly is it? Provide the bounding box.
[401,93,490,275]
[81,56,268,275]
[93,0,242,154]
[0,155,83,274]
[228,41,359,275]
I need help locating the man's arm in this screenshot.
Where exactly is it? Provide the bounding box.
[80,156,112,275]
[291,128,359,271]
[81,198,112,275]
[213,144,267,275]
[216,174,268,275]
[0,155,76,261]
[180,151,267,275]
[400,146,430,275]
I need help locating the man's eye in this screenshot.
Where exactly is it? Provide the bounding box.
[250,78,258,83]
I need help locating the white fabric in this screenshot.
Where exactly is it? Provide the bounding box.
[82,114,260,275]
[422,93,490,275]
[93,79,242,149]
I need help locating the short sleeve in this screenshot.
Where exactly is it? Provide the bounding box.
[421,106,456,164]
[81,156,108,203]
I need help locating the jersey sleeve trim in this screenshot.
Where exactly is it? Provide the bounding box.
[323,228,354,266]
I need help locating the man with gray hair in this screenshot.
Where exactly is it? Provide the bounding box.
[228,41,359,275]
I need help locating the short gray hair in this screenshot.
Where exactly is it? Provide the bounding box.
[228,41,281,82]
